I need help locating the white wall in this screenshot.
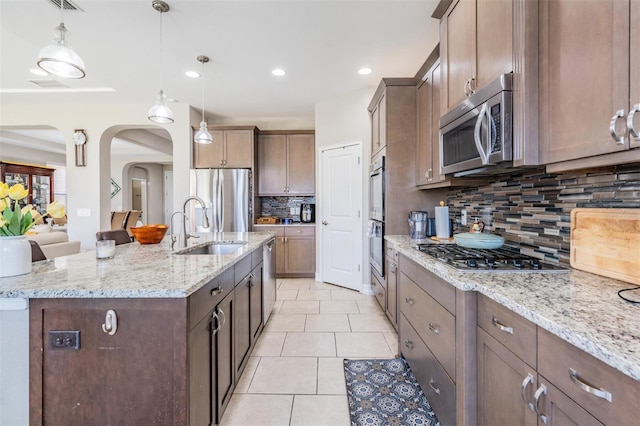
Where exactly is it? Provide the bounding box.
[0,142,65,166]
[0,102,194,249]
[315,86,377,288]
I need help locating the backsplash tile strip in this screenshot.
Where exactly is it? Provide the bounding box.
[447,164,640,266]
[259,196,316,222]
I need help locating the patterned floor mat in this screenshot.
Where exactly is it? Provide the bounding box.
[343,357,441,426]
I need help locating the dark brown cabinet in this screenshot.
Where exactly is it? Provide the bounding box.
[29,248,266,425]
[257,132,315,195]
[541,0,640,170]
[193,127,256,169]
[0,161,55,215]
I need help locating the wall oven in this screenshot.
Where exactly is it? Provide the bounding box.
[369,156,385,277]
[440,74,513,176]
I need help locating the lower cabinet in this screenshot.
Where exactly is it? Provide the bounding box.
[29,250,265,425]
[271,225,316,277]
[477,293,637,426]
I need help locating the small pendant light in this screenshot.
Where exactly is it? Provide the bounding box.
[194,55,212,144]
[37,0,86,79]
[148,1,174,124]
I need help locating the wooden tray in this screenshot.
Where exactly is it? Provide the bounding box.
[570,208,640,284]
[256,216,278,224]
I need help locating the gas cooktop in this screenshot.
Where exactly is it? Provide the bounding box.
[416,244,568,272]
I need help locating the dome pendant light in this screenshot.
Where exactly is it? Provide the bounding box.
[194,55,212,144]
[148,0,174,124]
[37,0,86,79]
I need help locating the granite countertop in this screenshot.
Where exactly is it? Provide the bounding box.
[254,223,315,227]
[0,232,275,299]
[386,235,640,383]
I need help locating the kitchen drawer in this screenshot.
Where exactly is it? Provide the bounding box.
[538,328,637,426]
[234,255,252,284]
[399,254,455,314]
[385,244,396,260]
[251,247,263,269]
[400,314,456,426]
[254,225,285,237]
[285,226,315,236]
[188,267,235,328]
[399,271,456,381]
[371,272,386,312]
[477,294,536,368]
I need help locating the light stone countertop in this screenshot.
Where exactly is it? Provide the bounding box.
[0,232,275,299]
[386,235,640,383]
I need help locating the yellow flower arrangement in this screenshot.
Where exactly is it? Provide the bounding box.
[0,181,66,236]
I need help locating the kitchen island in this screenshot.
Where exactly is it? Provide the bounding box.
[0,231,275,426]
[387,235,639,426]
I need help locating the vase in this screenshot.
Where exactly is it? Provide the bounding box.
[0,236,32,278]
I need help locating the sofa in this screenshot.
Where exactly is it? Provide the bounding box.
[26,231,81,260]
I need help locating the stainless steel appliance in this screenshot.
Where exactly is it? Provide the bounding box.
[417,244,568,272]
[263,238,276,322]
[189,169,250,233]
[300,203,315,223]
[440,74,513,176]
[369,156,385,276]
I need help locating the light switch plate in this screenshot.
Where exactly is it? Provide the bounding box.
[77,208,91,217]
[461,210,467,225]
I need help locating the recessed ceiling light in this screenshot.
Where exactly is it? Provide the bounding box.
[272,68,286,77]
[358,67,372,75]
[30,68,49,76]
[185,70,200,78]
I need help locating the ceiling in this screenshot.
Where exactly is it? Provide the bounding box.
[0,0,440,156]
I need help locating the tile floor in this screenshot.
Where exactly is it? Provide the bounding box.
[220,278,399,426]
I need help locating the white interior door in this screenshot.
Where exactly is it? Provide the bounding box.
[320,143,362,291]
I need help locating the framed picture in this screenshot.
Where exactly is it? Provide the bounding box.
[110,178,121,198]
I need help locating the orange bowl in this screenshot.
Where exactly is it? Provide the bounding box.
[130,224,169,244]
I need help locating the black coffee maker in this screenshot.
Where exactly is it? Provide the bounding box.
[300,203,315,223]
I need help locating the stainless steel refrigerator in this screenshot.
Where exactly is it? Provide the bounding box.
[189,169,250,233]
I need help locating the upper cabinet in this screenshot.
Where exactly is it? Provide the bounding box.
[257,132,315,196]
[193,127,257,169]
[370,93,387,158]
[541,0,640,171]
[439,0,513,115]
[416,57,446,187]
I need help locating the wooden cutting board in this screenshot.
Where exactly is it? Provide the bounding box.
[570,208,640,284]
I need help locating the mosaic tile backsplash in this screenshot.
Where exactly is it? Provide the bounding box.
[259,196,316,222]
[446,164,640,265]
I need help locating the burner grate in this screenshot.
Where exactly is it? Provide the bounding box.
[416,244,568,272]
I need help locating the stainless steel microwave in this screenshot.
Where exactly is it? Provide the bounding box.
[439,74,513,176]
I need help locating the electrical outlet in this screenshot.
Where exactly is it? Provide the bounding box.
[49,330,81,350]
[290,207,296,215]
[461,209,467,226]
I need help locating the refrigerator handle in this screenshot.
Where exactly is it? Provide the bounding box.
[214,170,223,232]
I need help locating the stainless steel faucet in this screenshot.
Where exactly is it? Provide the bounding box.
[170,196,210,249]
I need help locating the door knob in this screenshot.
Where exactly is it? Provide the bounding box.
[322,221,328,225]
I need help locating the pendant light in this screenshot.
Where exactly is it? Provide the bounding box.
[37,0,86,79]
[194,55,212,144]
[148,0,174,124]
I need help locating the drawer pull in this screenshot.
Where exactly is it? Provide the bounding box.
[533,384,548,424]
[428,378,441,395]
[520,373,535,411]
[210,286,224,296]
[428,322,440,335]
[405,297,415,305]
[404,340,414,350]
[569,368,612,402]
[492,316,513,334]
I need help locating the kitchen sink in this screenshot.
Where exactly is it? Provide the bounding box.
[176,242,247,255]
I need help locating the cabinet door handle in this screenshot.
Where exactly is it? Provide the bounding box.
[218,307,226,327]
[521,373,535,411]
[610,109,626,145]
[428,322,440,335]
[469,76,476,95]
[210,286,224,296]
[211,311,221,335]
[101,309,117,335]
[428,378,441,395]
[533,384,548,424]
[390,263,397,273]
[405,297,414,305]
[464,79,471,96]
[404,340,414,350]
[628,103,640,141]
[569,368,612,402]
[492,316,514,334]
